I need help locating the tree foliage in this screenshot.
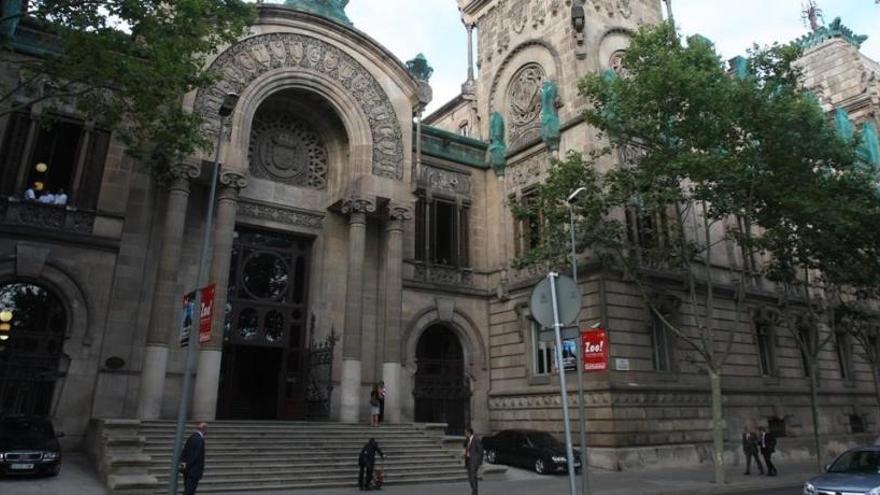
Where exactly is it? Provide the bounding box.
[0,0,255,180]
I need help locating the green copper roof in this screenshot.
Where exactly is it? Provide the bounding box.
[794,17,868,50]
[277,0,351,26]
[419,125,489,169]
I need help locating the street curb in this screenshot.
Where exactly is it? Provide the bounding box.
[639,477,803,495]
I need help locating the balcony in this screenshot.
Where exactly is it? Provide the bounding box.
[0,198,97,236]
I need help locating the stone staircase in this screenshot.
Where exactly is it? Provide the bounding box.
[138,420,470,493]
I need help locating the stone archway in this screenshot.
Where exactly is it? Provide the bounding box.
[413,324,470,435]
[0,281,66,416]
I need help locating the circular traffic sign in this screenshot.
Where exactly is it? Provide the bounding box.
[529,274,581,328]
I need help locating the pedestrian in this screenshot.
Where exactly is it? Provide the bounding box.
[378,380,386,425]
[369,385,381,427]
[464,427,483,495]
[358,437,384,491]
[23,183,37,201]
[179,422,208,495]
[741,424,764,475]
[758,425,777,476]
[38,190,55,204]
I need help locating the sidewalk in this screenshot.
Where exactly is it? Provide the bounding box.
[222,461,815,495]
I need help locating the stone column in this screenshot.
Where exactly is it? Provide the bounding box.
[382,202,411,424]
[137,164,199,419]
[339,196,376,423]
[192,170,247,421]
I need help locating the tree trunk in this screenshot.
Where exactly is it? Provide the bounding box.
[709,369,726,484]
[808,362,822,473]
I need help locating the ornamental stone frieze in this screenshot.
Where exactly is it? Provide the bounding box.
[237,201,325,230]
[505,152,547,189]
[418,165,472,196]
[476,0,566,65]
[194,33,404,181]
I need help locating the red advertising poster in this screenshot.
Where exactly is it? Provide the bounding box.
[582,328,608,372]
[199,283,216,344]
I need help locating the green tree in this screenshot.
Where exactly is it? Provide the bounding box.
[0,0,255,179]
[516,22,878,482]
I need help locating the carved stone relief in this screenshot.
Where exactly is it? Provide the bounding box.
[194,33,404,180]
[507,63,546,147]
[591,0,633,18]
[418,165,472,196]
[509,0,528,34]
[248,111,328,189]
[237,201,325,230]
[506,152,547,189]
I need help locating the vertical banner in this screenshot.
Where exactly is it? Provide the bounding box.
[582,328,609,371]
[562,339,578,372]
[179,291,196,347]
[199,283,216,344]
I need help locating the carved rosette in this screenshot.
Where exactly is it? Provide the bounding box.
[194,33,404,180]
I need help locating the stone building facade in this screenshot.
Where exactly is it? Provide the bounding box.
[0,0,878,471]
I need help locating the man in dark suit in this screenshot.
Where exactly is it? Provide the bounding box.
[741,425,764,475]
[758,426,777,476]
[358,438,384,491]
[464,427,483,495]
[180,422,208,495]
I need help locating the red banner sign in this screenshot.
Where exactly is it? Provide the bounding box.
[582,328,608,372]
[199,283,215,344]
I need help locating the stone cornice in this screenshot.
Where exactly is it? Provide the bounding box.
[237,200,324,230]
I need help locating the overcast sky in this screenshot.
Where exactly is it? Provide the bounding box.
[257,1,880,113]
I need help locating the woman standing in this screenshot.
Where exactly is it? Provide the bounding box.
[369,385,381,427]
[378,381,386,425]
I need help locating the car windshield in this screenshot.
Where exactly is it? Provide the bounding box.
[0,419,54,442]
[828,450,880,474]
[526,433,561,448]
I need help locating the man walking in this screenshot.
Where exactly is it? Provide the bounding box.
[758,426,777,476]
[464,427,483,495]
[741,425,764,475]
[180,422,208,495]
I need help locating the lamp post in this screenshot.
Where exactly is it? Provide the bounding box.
[167,93,239,495]
[566,186,591,495]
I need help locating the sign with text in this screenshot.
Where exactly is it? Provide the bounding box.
[582,328,608,372]
[179,284,216,347]
[198,283,215,344]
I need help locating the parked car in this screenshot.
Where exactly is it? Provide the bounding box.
[803,446,880,495]
[482,429,581,474]
[0,416,63,477]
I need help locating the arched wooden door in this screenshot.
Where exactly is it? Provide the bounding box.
[413,325,470,435]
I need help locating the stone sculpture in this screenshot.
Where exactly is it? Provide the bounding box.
[487,112,507,176]
[540,81,560,152]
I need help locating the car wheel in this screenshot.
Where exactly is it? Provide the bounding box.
[535,458,547,474]
[486,449,497,464]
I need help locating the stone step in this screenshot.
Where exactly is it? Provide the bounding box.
[151,462,465,479]
[155,467,468,485]
[146,451,458,463]
[159,473,469,493]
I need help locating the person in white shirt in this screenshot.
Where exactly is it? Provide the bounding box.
[23,186,37,201]
[54,189,68,206]
[39,192,55,204]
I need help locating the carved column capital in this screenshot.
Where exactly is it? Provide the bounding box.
[167,163,201,193]
[341,197,376,216]
[385,202,413,232]
[219,170,249,191]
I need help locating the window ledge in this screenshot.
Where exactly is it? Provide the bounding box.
[528,375,551,386]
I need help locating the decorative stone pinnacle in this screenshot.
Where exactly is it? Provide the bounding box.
[406,54,434,83]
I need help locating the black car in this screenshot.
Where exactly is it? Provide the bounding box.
[0,416,63,477]
[482,429,581,474]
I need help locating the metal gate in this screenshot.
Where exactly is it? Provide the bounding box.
[413,325,470,435]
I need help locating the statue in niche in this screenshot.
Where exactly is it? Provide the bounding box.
[540,81,560,152]
[486,112,507,176]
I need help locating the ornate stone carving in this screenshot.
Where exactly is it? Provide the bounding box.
[506,153,546,189]
[385,202,413,221]
[237,200,324,230]
[194,33,404,180]
[508,0,528,34]
[507,63,545,147]
[617,0,632,19]
[609,50,627,76]
[341,197,377,216]
[219,171,249,190]
[530,1,546,29]
[412,264,474,287]
[487,112,508,176]
[418,165,472,196]
[248,112,328,189]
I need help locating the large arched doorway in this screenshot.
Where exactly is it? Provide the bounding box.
[217,227,312,420]
[413,325,470,435]
[0,282,66,416]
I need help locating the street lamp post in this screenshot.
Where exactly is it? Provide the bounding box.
[167,93,239,495]
[566,187,591,495]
